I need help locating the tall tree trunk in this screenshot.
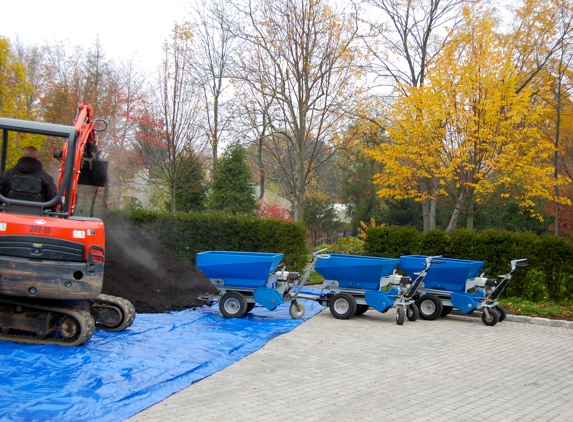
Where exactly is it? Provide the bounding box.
[293,198,300,221]
[466,196,475,230]
[430,198,437,230]
[258,115,267,201]
[294,130,306,222]
[116,179,123,209]
[170,184,176,214]
[447,192,465,232]
[259,168,265,200]
[554,68,563,236]
[466,213,474,230]
[447,208,460,232]
[212,133,218,171]
[422,199,431,231]
[421,178,430,231]
[212,84,219,169]
[430,179,437,229]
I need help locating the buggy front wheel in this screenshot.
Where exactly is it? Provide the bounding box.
[289,301,306,319]
[495,305,507,322]
[396,306,405,325]
[406,303,419,321]
[481,308,499,326]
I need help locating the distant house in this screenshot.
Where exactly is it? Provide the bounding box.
[255,187,291,209]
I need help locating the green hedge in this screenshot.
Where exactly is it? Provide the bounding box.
[102,210,309,270]
[364,226,573,302]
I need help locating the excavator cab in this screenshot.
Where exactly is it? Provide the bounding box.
[0,117,74,216]
[0,110,108,217]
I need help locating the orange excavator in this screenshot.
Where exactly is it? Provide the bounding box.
[0,105,135,346]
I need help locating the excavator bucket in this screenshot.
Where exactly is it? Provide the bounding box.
[78,160,108,187]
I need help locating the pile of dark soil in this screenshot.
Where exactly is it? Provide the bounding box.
[101,225,216,313]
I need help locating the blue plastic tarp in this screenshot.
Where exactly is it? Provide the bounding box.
[0,299,323,422]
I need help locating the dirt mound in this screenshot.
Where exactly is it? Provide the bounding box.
[101,225,216,313]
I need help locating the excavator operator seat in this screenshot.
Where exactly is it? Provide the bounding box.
[7,176,43,215]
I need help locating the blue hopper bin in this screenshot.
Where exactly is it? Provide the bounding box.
[314,254,399,290]
[196,251,284,288]
[399,255,484,293]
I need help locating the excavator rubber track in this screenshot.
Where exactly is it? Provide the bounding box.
[0,298,95,347]
[91,294,136,332]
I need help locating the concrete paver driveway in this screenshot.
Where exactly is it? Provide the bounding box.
[128,308,573,422]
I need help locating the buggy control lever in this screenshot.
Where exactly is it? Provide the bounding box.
[425,255,443,266]
[511,259,528,271]
[279,259,293,272]
[313,248,330,260]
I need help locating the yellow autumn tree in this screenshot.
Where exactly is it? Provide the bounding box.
[370,7,570,230]
[0,37,43,168]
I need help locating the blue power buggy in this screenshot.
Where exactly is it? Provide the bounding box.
[197,249,328,319]
[400,255,528,326]
[300,254,444,325]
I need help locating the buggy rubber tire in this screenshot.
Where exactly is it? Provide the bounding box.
[406,303,419,321]
[245,302,256,313]
[219,292,248,318]
[481,308,499,326]
[354,304,369,316]
[396,306,405,325]
[495,305,507,322]
[289,301,306,319]
[441,305,453,317]
[416,295,443,320]
[329,293,357,319]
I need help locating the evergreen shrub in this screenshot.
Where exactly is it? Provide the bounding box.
[102,210,308,270]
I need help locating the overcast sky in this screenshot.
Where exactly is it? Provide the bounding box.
[1,0,188,71]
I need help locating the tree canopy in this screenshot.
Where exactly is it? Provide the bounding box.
[369,7,571,230]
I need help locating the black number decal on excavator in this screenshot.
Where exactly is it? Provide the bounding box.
[29,225,51,234]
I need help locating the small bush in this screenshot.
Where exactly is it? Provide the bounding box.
[329,237,364,255]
